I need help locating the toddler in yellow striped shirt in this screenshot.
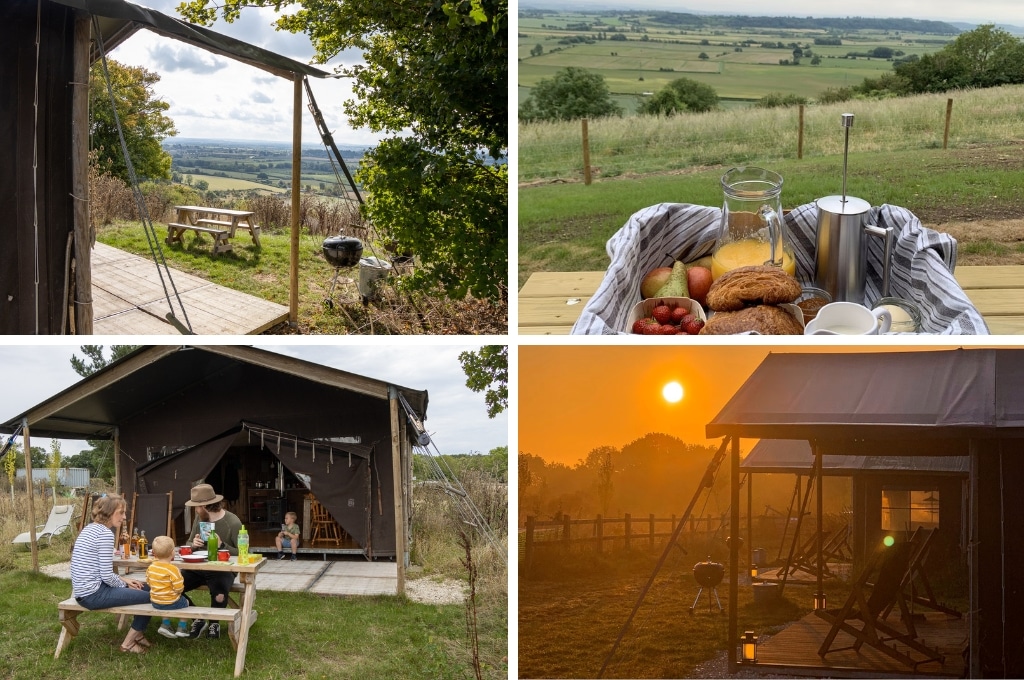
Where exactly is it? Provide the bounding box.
[147,535,192,638]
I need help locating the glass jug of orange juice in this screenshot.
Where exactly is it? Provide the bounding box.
[711,167,795,280]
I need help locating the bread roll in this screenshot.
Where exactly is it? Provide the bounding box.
[706,265,802,312]
[699,305,804,335]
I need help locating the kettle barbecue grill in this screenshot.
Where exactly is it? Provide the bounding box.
[321,235,363,307]
[690,557,725,614]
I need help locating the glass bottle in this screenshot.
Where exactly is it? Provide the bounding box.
[138,530,148,560]
[237,525,249,566]
[131,528,140,557]
[207,529,219,561]
[120,525,131,558]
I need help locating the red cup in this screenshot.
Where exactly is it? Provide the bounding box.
[218,549,229,562]
[179,546,192,556]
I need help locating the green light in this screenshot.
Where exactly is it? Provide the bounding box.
[883,535,895,547]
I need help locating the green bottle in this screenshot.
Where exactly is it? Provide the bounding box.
[237,525,249,565]
[207,529,219,561]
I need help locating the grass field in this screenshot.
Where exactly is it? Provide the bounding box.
[181,174,286,194]
[518,11,951,107]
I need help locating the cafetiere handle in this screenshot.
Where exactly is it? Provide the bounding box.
[758,205,784,268]
[865,224,894,298]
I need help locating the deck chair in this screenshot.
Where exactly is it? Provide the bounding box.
[787,524,852,579]
[309,497,342,546]
[882,527,961,620]
[816,540,945,670]
[129,492,175,544]
[11,504,76,549]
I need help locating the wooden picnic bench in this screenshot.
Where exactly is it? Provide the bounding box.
[518,265,1024,334]
[55,599,251,656]
[166,205,263,255]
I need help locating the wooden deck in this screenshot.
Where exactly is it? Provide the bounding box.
[91,242,288,334]
[518,265,1024,334]
[746,610,966,678]
[755,562,853,584]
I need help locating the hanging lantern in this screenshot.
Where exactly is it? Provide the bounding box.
[814,593,827,610]
[740,631,758,663]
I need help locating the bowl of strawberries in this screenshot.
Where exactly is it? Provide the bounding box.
[627,297,707,336]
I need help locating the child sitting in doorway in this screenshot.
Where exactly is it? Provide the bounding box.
[276,511,301,560]
[146,535,192,638]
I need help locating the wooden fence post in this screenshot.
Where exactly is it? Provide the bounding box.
[943,98,953,150]
[625,513,632,551]
[581,118,593,185]
[525,516,535,578]
[649,514,655,549]
[798,104,805,159]
[595,514,603,553]
[563,515,571,551]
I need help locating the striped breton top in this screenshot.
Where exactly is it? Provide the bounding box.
[70,522,124,599]
[146,559,185,605]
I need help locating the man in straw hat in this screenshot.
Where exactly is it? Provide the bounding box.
[182,483,243,640]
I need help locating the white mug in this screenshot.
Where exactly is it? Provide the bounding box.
[804,301,891,335]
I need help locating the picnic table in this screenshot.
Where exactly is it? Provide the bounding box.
[167,205,262,254]
[518,265,1024,335]
[120,554,264,676]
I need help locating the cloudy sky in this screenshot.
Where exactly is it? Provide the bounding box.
[0,344,508,460]
[540,0,1020,24]
[106,0,374,145]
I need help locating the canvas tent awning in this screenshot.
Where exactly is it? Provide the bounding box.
[741,439,968,475]
[707,349,1024,448]
[50,0,329,79]
[0,345,428,441]
[136,421,377,549]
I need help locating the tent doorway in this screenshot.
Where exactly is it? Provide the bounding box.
[139,422,376,559]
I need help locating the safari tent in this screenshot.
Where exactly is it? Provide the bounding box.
[1,0,326,334]
[709,348,1024,678]
[1,346,428,587]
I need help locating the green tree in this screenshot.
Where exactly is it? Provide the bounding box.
[90,59,176,183]
[519,67,623,122]
[530,43,544,57]
[179,0,508,302]
[893,25,1024,93]
[637,76,718,116]
[47,440,62,492]
[69,346,140,482]
[698,52,709,60]
[459,345,507,418]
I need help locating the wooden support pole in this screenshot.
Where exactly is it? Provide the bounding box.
[524,516,535,577]
[289,74,302,324]
[815,441,824,609]
[649,514,655,549]
[388,387,406,595]
[581,118,592,185]
[624,513,631,551]
[72,12,93,334]
[113,427,120,495]
[943,98,954,150]
[23,419,39,572]
[562,515,570,550]
[728,436,739,673]
[797,104,805,160]
[747,472,753,570]
[595,514,603,553]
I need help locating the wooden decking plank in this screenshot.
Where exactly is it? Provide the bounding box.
[750,611,965,678]
[91,242,287,335]
[955,264,1024,289]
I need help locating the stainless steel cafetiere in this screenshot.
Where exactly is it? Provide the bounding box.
[813,114,893,303]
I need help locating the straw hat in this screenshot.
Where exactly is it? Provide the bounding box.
[184,483,224,507]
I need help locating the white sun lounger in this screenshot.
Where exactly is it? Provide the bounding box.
[12,504,76,548]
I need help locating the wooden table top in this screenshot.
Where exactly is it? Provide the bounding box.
[518,265,1024,335]
[114,555,266,574]
[175,205,254,217]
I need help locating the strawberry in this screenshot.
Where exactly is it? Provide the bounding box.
[680,313,697,327]
[683,317,706,335]
[658,324,678,335]
[632,317,652,334]
[651,303,673,325]
[670,306,688,324]
[642,318,663,335]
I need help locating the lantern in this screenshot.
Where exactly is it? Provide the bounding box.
[814,593,827,610]
[740,630,758,663]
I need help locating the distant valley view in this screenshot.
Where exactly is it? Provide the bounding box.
[163,138,367,197]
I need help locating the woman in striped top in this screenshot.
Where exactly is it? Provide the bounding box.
[70,494,153,654]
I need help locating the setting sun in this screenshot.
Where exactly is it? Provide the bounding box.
[662,381,684,403]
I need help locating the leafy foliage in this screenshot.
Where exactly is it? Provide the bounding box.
[413,447,508,483]
[90,59,176,182]
[178,0,508,302]
[458,346,508,419]
[519,67,623,122]
[637,77,719,116]
[755,92,808,109]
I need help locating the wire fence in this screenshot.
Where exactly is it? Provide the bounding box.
[518,85,1024,183]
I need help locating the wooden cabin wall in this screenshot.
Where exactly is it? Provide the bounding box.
[0,2,75,334]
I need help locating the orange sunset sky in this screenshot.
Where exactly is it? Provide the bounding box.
[519,344,984,466]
